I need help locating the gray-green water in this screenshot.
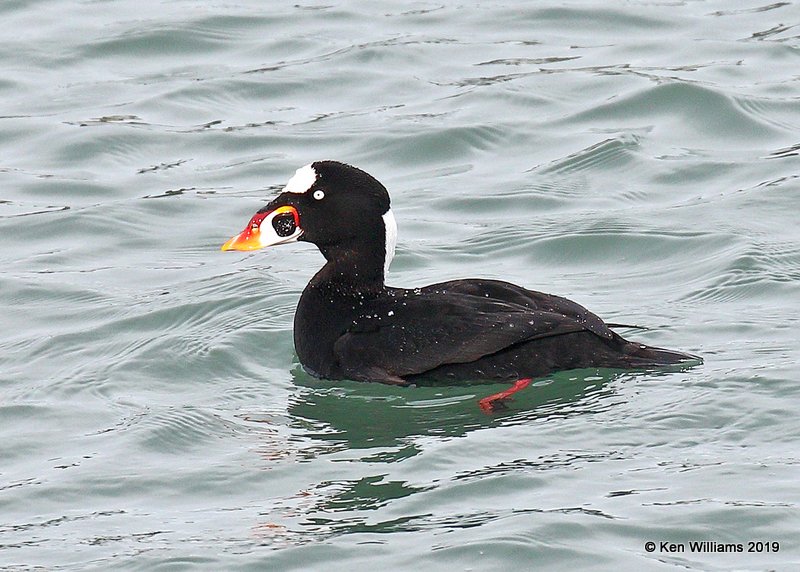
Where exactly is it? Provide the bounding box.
[2,1,799,570]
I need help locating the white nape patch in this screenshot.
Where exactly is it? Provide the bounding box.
[283,164,317,194]
[382,209,397,275]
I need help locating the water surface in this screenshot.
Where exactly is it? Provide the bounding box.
[2,1,799,570]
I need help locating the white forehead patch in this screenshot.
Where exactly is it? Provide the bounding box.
[283,164,318,194]
[382,209,397,276]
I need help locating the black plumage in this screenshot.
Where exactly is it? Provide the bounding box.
[223,161,698,395]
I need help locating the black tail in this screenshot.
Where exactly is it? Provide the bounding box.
[606,322,648,331]
[621,340,701,368]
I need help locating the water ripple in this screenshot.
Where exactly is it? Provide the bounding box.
[564,82,785,141]
[681,241,800,303]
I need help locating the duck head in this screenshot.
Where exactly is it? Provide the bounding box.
[222,161,397,280]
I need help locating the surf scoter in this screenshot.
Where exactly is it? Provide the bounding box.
[222,161,698,411]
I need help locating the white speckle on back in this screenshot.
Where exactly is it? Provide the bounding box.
[284,164,317,194]
[382,208,397,276]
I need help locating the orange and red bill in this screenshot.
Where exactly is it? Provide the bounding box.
[221,205,302,251]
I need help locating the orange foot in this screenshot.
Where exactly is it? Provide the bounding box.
[478,378,532,413]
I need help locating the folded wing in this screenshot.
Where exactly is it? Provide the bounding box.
[333,285,611,384]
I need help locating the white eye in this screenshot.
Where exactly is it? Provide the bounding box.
[313,189,325,200]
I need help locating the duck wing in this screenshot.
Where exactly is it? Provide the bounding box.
[332,287,605,384]
[422,278,615,341]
